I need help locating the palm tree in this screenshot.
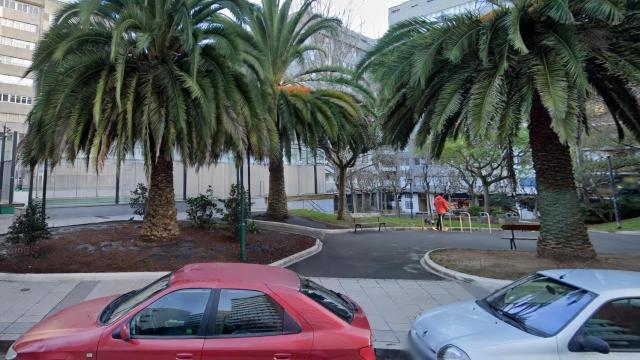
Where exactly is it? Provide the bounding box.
[358,0,640,260]
[246,0,342,220]
[21,0,268,242]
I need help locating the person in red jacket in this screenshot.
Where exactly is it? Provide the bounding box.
[434,194,449,232]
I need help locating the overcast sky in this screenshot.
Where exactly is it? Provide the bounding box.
[248,0,408,39]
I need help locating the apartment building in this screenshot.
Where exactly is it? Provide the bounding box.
[389,0,492,25]
[0,0,63,133]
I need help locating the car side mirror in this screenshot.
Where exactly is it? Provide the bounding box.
[570,335,610,354]
[113,323,131,341]
[120,323,131,341]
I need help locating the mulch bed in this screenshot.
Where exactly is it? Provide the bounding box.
[431,248,640,280]
[0,221,315,273]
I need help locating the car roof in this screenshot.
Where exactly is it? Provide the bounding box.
[170,263,301,289]
[540,269,640,294]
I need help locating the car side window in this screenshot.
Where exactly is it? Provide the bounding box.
[214,289,298,337]
[582,298,640,351]
[131,289,211,337]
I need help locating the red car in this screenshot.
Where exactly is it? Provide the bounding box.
[7,263,375,360]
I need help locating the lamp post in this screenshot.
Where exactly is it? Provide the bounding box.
[239,160,247,262]
[607,156,621,229]
[407,177,413,219]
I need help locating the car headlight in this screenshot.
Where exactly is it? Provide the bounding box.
[5,345,17,360]
[437,345,470,360]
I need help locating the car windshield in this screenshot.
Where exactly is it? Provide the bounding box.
[300,278,354,323]
[481,274,596,337]
[100,273,171,324]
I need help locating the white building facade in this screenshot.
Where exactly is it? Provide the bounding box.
[389,0,493,25]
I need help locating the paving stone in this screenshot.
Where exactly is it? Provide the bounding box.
[16,315,44,323]
[0,334,20,341]
[4,323,35,334]
[0,323,10,333]
[372,330,399,343]
[366,315,390,331]
[388,322,411,332]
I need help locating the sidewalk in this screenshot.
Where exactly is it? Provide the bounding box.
[0,276,474,349]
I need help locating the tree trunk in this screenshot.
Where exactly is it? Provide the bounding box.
[482,181,490,213]
[394,192,401,217]
[266,150,288,220]
[529,97,596,260]
[337,166,347,220]
[139,155,179,242]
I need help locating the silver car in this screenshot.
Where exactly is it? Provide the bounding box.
[409,269,640,359]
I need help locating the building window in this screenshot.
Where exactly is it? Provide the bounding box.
[0,0,40,15]
[0,18,37,32]
[0,92,32,105]
[0,74,32,86]
[0,55,31,67]
[0,36,36,50]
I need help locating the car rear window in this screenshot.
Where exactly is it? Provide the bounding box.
[300,279,354,323]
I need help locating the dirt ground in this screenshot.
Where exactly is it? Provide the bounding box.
[0,221,315,273]
[431,248,640,280]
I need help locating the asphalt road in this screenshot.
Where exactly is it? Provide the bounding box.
[289,229,640,279]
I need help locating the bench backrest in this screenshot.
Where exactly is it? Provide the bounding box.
[501,223,541,231]
[351,213,381,220]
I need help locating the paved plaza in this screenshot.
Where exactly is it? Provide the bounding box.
[0,276,474,350]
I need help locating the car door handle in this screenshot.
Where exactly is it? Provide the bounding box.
[176,353,194,360]
[273,353,292,360]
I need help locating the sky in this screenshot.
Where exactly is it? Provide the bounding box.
[248,0,408,39]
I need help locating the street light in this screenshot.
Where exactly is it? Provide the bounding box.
[407,177,413,219]
[607,156,622,230]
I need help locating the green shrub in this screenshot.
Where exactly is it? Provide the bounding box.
[489,193,517,212]
[223,184,251,234]
[467,205,482,216]
[248,221,258,234]
[186,186,223,228]
[7,201,51,255]
[129,183,148,217]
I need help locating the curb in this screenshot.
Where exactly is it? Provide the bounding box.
[270,239,322,268]
[420,248,510,290]
[0,220,323,282]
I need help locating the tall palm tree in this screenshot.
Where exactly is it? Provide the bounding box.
[22,0,269,242]
[246,0,342,220]
[358,0,640,260]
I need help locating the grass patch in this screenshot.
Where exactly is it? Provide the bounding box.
[289,209,495,229]
[590,217,640,232]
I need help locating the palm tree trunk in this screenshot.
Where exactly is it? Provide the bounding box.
[266,150,288,220]
[139,155,179,242]
[337,165,346,220]
[528,97,596,260]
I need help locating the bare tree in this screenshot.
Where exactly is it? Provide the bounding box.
[372,150,410,216]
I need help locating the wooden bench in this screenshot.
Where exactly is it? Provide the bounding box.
[351,213,387,233]
[501,223,540,250]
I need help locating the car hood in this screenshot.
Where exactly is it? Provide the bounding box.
[412,301,539,354]
[13,295,117,353]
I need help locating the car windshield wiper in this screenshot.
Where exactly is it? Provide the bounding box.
[495,307,529,332]
[99,290,137,324]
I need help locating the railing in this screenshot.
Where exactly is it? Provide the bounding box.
[303,199,326,213]
[479,212,492,234]
[444,211,472,232]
